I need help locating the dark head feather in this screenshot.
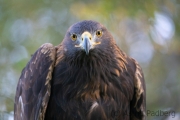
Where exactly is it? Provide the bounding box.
[61,20,115,58]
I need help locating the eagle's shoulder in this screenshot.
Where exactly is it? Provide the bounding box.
[113,44,146,119]
[14,43,56,120]
[130,58,146,120]
[55,44,66,66]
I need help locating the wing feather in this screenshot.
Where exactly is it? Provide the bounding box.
[14,43,56,120]
[130,58,146,120]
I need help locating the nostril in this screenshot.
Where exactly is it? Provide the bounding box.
[89,37,91,40]
[82,38,83,41]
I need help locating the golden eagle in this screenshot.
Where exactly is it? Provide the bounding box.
[14,20,146,120]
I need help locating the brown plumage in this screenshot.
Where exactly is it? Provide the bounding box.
[14,20,146,120]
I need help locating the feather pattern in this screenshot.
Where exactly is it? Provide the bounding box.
[45,42,145,120]
[14,43,56,120]
[14,20,146,120]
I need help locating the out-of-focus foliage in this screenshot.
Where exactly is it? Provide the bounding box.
[0,0,179,119]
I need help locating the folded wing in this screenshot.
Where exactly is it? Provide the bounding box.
[14,43,56,120]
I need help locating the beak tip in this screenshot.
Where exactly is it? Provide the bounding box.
[83,37,91,55]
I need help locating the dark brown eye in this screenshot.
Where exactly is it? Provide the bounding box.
[71,34,77,41]
[96,30,102,37]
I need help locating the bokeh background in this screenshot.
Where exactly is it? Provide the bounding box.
[0,0,180,119]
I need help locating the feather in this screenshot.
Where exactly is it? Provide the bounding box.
[14,43,56,120]
[15,20,146,120]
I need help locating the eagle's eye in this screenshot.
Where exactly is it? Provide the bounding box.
[96,30,102,37]
[71,34,77,41]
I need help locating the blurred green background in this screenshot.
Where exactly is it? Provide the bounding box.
[0,0,180,119]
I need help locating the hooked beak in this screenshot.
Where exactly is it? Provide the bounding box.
[82,32,91,55]
[75,31,101,55]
